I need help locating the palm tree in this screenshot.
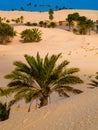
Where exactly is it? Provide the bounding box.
[89,72,98,87]
[39,21,44,27]
[20,16,24,23]
[66,14,74,31]
[86,19,94,35]
[21,28,42,42]
[48,9,54,21]
[4,53,83,111]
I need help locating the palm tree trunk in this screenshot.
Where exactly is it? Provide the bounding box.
[28,100,33,112]
[35,99,39,109]
[49,95,51,104]
[39,96,48,107]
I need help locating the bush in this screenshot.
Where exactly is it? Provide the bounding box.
[21,28,42,43]
[6,19,10,23]
[73,28,78,34]
[39,21,44,27]
[32,22,38,26]
[25,22,32,26]
[0,102,10,121]
[48,22,56,28]
[43,22,47,27]
[0,22,16,44]
[25,22,38,26]
[48,9,54,21]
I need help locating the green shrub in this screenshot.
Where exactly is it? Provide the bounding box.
[0,22,16,44]
[32,22,38,26]
[6,19,10,23]
[39,21,44,27]
[43,22,47,27]
[48,22,56,28]
[73,28,78,34]
[21,28,42,43]
[25,22,32,26]
[25,22,38,26]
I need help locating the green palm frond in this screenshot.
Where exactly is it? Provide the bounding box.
[72,89,83,94]
[53,60,69,74]
[7,81,30,87]
[89,72,98,87]
[13,61,31,74]
[14,87,31,100]
[5,70,34,87]
[63,68,80,75]
[58,75,83,85]
[44,54,62,79]
[56,85,83,97]
[96,75,98,79]
[0,88,14,96]
[24,54,38,74]
[25,88,42,103]
[89,80,98,87]
[57,88,70,97]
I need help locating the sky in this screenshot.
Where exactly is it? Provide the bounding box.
[0,0,98,11]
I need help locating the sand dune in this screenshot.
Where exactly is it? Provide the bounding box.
[0,10,98,130]
[0,10,98,22]
[0,89,98,130]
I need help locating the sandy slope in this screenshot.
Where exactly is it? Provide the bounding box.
[0,9,98,22]
[0,89,98,130]
[0,10,98,130]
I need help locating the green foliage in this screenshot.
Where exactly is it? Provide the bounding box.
[96,25,98,33]
[73,28,78,34]
[43,22,47,27]
[5,52,83,110]
[25,22,31,26]
[39,21,44,27]
[32,22,38,26]
[25,22,38,26]
[66,14,74,31]
[78,18,94,35]
[0,22,16,44]
[66,12,94,34]
[48,9,54,15]
[21,28,42,43]
[49,15,54,21]
[20,16,24,23]
[89,72,98,87]
[11,16,24,24]
[48,22,56,28]
[6,19,10,23]
[71,13,80,21]
[48,9,54,21]
[0,102,10,121]
[0,17,2,23]
[15,18,20,23]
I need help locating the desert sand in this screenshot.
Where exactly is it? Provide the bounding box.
[0,10,98,130]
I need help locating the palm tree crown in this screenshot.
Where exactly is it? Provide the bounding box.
[5,53,83,110]
[21,28,42,43]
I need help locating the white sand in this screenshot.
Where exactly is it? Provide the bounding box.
[0,10,98,130]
